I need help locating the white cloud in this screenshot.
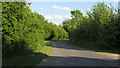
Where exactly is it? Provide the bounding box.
[44,15,63,20]
[62,7,71,11]
[51,5,71,11]
[40,8,43,10]
[64,15,72,19]
[44,15,53,20]
[44,15,72,20]
[54,15,63,20]
[52,5,61,9]
[44,15,72,25]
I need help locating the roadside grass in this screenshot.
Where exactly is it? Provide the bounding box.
[2,41,52,67]
[52,39,69,42]
[68,40,119,54]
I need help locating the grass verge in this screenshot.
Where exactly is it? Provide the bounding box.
[68,40,119,54]
[2,41,52,67]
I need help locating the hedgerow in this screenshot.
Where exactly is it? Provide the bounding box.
[2,2,68,57]
[62,2,119,50]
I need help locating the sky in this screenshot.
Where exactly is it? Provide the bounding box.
[28,0,119,25]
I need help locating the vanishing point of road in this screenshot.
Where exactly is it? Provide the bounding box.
[37,41,118,66]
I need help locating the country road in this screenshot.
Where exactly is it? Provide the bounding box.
[37,41,118,66]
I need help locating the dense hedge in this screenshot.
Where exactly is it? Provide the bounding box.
[62,2,119,50]
[2,2,68,57]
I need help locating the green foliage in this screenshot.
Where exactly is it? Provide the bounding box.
[62,2,119,50]
[2,41,52,67]
[2,2,68,57]
[69,40,119,54]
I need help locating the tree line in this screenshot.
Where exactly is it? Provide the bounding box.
[62,2,119,50]
[2,2,68,57]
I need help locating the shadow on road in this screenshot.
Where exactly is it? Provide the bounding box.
[36,41,119,67]
[52,41,90,51]
[39,56,118,66]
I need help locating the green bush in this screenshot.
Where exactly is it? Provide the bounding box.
[2,2,68,57]
[62,2,119,50]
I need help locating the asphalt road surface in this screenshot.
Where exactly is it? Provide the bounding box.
[37,41,118,66]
